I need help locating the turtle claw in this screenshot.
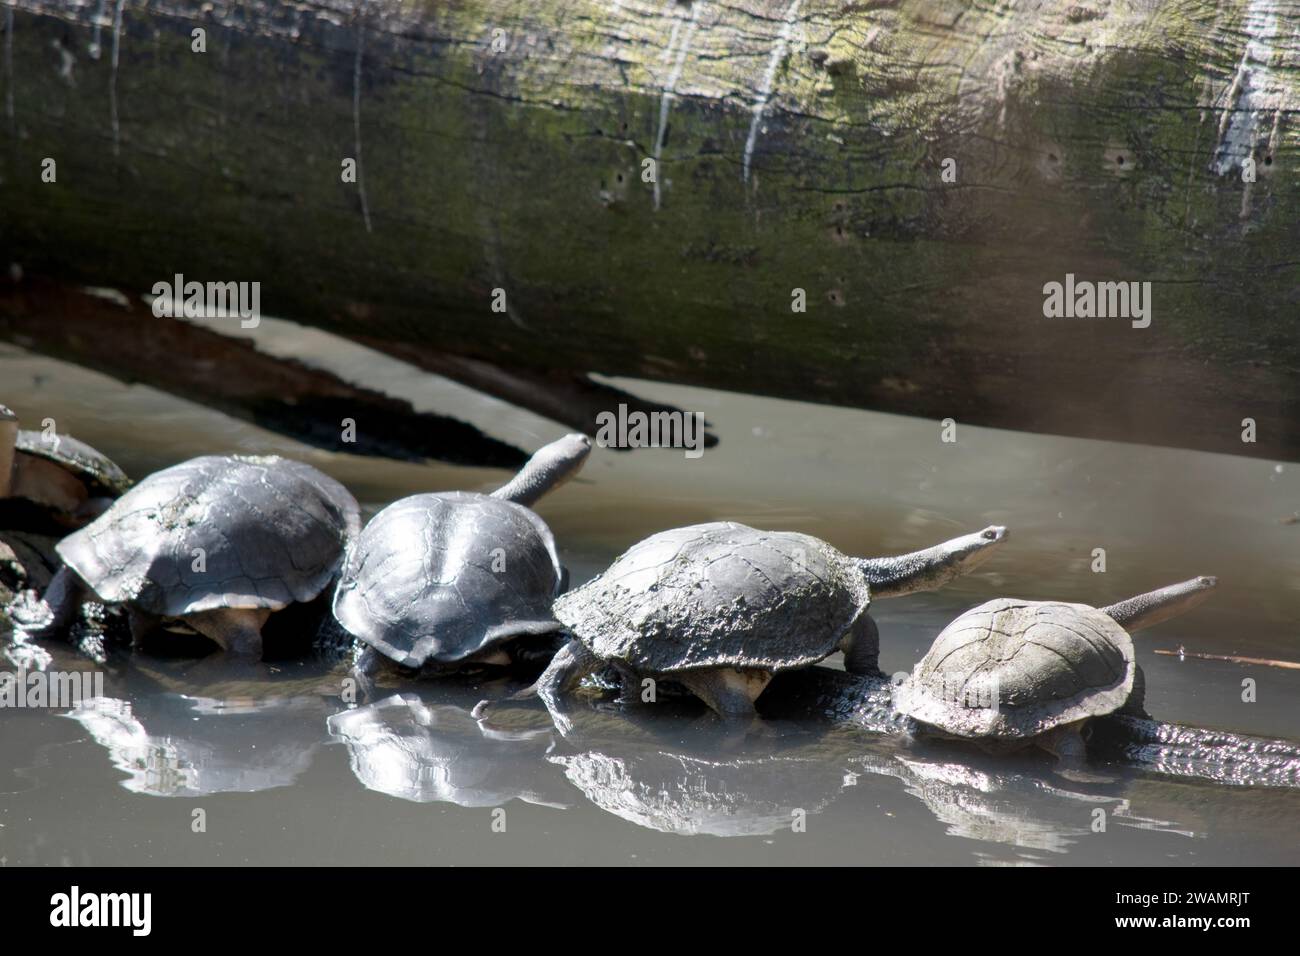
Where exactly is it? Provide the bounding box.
[8,588,56,633]
[12,565,83,636]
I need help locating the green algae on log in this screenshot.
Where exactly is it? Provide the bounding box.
[1,1,1298,460]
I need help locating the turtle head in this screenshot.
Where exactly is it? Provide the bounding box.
[491,433,592,507]
[858,525,1009,599]
[1101,575,1217,633]
[0,404,17,498]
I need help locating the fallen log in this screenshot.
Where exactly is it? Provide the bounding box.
[0,279,527,466]
[1,1,1298,459]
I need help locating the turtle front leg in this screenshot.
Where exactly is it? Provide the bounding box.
[615,664,646,705]
[473,638,597,735]
[533,639,600,735]
[14,565,85,634]
[187,607,271,660]
[839,614,881,676]
[348,645,384,702]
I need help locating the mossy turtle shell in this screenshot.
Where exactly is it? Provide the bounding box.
[895,598,1135,739]
[332,492,565,669]
[16,430,132,497]
[56,455,360,617]
[553,522,871,674]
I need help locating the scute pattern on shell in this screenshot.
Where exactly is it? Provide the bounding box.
[332,492,565,668]
[56,455,360,617]
[896,598,1136,739]
[16,430,133,496]
[553,522,870,673]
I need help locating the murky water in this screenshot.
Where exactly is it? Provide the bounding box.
[2,327,1299,866]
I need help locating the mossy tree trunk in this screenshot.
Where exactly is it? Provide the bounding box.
[1,0,1297,459]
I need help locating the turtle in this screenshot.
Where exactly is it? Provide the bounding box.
[29,454,361,659]
[0,404,132,530]
[332,433,591,679]
[485,521,1009,727]
[894,576,1218,760]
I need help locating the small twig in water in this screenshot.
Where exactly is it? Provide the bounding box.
[1155,647,1300,670]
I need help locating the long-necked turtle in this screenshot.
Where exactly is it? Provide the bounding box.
[894,576,1218,759]
[490,522,1008,727]
[332,433,591,678]
[1,405,132,529]
[32,454,360,658]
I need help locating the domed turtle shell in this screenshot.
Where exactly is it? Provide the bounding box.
[56,455,360,617]
[553,522,870,674]
[332,492,565,669]
[15,430,133,497]
[895,598,1136,739]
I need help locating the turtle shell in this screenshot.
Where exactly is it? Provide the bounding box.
[15,430,132,497]
[331,492,565,668]
[553,522,870,674]
[895,598,1136,739]
[56,455,360,617]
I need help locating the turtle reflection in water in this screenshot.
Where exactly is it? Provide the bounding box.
[860,751,1196,857]
[64,660,343,797]
[483,522,1007,729]
[551,748,850,838]
[327,694,570,809]
[333,434,591,683]
[548,717,1199,849]
[896,578,1218,760]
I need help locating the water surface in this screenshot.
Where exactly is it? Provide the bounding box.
[2,330,1298,866]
